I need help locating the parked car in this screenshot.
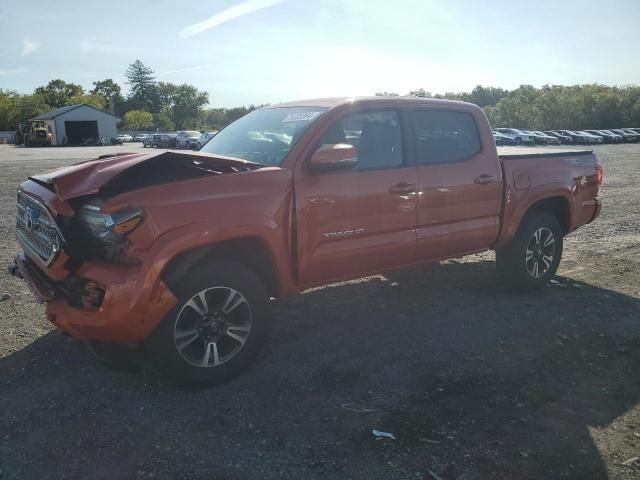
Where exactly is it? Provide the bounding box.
[609,129,639,142]
[543,131,573,144]
[176,131,202,149]
[117,134,133,143]
[198,131,218,148]
[601,130,625,142]
[619,128,640,141]
[143,134,161,148]
[494,128,535,145]
[493,130,517,146]
[554,130,590,145]
[157,134,178,148]
[133,134,149,142]
[585,130,619,144]
[9,97,604,386]
[531,131,561,145]
[578,131,604,144]
[521,130,547,145]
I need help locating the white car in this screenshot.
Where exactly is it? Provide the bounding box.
[494,128,535,145]
[176,131,202,149]
[198,130,218,148]
[117,134,133,143]
[133,134,149,142]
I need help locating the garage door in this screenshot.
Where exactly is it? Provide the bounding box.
[65,121,99,145]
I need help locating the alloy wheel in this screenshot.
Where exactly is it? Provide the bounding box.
[525,227,556,278]
[173,287,253,367]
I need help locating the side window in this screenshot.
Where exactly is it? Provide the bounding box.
[411,110,481,165]
[317,110,403,171]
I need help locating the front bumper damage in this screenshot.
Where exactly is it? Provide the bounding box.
[9,251,178,344]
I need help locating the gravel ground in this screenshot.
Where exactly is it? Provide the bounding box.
[0,143,639,480]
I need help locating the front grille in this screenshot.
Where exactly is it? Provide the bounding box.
[15,192,64,265]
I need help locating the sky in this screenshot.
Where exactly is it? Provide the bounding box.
[1,0,639,107]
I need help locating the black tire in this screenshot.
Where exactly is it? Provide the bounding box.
[515,137,522,145]
[146,260,270,387]
[496,212,563,292]
[85,341,144,372]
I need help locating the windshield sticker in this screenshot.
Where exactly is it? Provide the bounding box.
[282,111,322,123]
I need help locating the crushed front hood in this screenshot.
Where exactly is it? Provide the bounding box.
[30,151,261,200]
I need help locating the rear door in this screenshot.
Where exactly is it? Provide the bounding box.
[295,109,419,287]
[409,108,503,261]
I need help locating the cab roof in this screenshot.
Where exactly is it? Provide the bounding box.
[267,96,475,110]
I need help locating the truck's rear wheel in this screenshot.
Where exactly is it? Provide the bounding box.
[496,212,563,292]
[146,261,269,387]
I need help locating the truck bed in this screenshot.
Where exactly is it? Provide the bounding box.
[497,146,593,159]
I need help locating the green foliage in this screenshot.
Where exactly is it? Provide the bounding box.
[155,82,209,129]
[9,62,640,136]
[124,110,154,130]
[91,79,122,100]
[125,60,157,111]
[0,90,49,130]
[91,79,125,114]
[152,112,174,131]
[406,84,640,129]
[199,105,261,130]
[408,88,431,97]
[66,93,106,110]
[34,79,83,108]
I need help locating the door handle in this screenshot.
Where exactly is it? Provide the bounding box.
[388,182,416,195]
[474,174,498,185]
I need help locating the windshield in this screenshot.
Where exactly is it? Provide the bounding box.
[184,131,201,137]
[200,106,327,166]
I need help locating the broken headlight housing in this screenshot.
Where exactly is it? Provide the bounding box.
[78,200,144,245]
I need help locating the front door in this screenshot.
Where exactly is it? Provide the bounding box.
[295,109,419,287]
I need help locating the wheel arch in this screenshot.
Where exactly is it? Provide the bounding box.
[524,196,571,235]
[495,192,573,249]
[161,236,281,298]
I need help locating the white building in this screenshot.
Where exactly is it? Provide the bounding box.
[30,104,118,146]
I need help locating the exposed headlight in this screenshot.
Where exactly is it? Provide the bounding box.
[79,200,144,244]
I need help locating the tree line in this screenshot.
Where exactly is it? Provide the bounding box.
[2,61,638,133]
[0,59,261,132]
[377,84,640,130]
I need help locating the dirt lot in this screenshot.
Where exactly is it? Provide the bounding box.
[0,143,639,480]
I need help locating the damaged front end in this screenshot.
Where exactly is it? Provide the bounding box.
[10,150,261,342]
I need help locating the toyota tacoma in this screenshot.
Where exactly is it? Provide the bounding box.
[10,97,603,386]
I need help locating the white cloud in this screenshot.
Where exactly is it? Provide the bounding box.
[0,68,26,76]
[158,64,215,75]
[80,39,131,55]
[22,38,40,56]
[180,0,286,38]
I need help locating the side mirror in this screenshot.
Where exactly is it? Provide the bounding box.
[309,143,358,172]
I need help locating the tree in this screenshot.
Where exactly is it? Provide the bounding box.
[375,91,399,96]
[124,110,153,130]
[34,79,84,108]
[153,112,174,131]
[91,79,122,100]
[125,60,157,111]
[67,93,106,110]
[156,82,208,129]
[407,88,431,97]
[0,90,49,130]
[91,78,124,113]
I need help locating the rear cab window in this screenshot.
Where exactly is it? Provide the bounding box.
[410,109,481,165]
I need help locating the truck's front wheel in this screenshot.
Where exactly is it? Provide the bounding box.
[146,261,269,387]
[496,212,563,292]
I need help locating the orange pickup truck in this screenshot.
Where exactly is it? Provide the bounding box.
[10,97,602,386]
